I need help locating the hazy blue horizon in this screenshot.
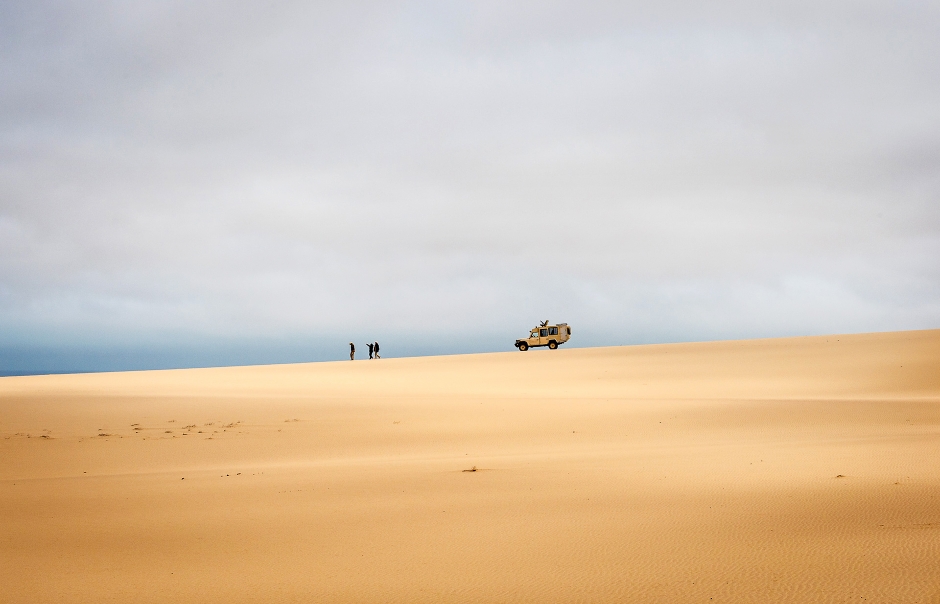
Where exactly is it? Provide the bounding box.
[5,325,935,377]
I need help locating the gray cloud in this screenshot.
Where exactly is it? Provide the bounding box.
[1,1,938,370]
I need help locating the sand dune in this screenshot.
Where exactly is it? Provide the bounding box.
[2,329,939,603]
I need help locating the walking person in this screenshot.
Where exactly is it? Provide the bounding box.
[367,342,374,360]
[373,341,380,359]
[349,342,355,361]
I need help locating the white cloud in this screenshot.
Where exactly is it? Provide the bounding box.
[1,1,938,368]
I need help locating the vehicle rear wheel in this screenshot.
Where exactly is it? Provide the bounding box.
[548,341,557,349]
[518,342,528,351]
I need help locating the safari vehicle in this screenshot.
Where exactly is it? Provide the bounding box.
[514,321,571,351]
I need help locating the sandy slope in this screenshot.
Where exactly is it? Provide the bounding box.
[1,329,939,603]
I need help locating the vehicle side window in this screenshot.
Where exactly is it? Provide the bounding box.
[549,327,558,335]
[540,329,548,337]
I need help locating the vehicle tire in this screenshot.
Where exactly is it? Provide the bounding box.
[518,342,528,351]
[548,341,557,350]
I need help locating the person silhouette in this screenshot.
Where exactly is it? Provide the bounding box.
[349,342,355,361]
[374,341,380,359]
[367,342,374,359]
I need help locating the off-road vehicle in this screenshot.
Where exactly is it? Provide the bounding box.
[514,321,571,351]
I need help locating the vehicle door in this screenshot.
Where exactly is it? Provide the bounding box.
[539,327,549,345]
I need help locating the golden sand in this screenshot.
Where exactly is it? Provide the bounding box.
[2,329,939,602]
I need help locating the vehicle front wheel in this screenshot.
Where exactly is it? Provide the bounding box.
[548,341,558,349]
[518,342,528,351]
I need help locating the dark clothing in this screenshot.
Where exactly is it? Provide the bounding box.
[374,342,380,359]
[368,343,374,359]
[349,343,355,361]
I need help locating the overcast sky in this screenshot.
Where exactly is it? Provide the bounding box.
[1,1,938,372]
